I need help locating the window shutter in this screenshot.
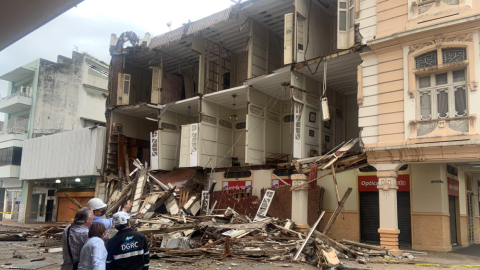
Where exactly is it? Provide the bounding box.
[337,1,355,49]
[296,14,306,62]
[284,13,294,65]
[117,73,124,105]
[151,67,162,104]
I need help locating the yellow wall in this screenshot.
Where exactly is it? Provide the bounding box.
[376,0,407,38]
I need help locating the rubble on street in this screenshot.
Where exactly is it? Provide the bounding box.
[0,140,420,269]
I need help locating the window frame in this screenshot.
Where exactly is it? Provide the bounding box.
[416,69,468,120]
[413,46,469,122]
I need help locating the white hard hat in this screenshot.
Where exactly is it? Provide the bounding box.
[87,198,107,210]
[112,211,130,226]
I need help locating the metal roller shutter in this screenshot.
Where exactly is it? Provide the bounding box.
[397,192,412,246]
[360,191,412,245]
[360,192,380,244]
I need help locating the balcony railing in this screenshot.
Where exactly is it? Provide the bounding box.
[0,117,29,135]
[0,90,32,102]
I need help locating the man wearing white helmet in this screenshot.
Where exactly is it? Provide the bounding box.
[87,198,132,229]
[106,212,149,270]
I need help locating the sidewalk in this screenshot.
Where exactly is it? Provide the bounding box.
[0,218,68,230]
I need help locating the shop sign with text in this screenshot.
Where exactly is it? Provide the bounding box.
[448,177,459,197]
[358,175,410,192]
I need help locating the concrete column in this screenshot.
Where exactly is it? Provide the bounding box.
[373,163,404,255]
[18,181,33,223]
[291,174,308,225]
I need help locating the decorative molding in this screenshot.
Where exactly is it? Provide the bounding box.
[219,119,232,129]
[161,122,177,131]
[446,119,469,133]
[434,35,444,47]
[409,41,434,54]
[306,94,320,107]
[417,121,438,136]
[469,81,478,91]
[443,0,459,5]
[445,33,473,42]
[418,2,434,14]
[409,33,473,55]
[267,111,280,122]
[292,88,303,101]
[202,114,217,125]
[250,105,264,117]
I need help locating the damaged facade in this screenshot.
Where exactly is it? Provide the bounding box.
[0,51,108,222]
[104,0,480,253]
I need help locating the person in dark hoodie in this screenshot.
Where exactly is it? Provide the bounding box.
[106,212,149,270]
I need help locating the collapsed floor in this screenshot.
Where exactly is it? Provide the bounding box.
[0,139,434,269]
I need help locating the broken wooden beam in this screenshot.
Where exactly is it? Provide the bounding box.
[323,187,352,235]
[340,239,388,252]
[293,211,325,261]
[312,230,363,258]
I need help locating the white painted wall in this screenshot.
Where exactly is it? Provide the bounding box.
[111,112,157,141]
[411,163,449,213]
[245,89,282,164]
[357,0,377,44]
[320,169,358,211]
[295,0,333,60]
[359,54,379,144]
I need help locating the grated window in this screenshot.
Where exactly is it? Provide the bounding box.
[415,51,438,69]
[442,48,467,64]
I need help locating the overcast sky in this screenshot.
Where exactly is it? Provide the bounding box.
[0,0,232,121]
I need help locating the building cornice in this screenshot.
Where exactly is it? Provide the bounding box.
[367,14,480,48]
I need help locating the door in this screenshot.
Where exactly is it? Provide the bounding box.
[448,195,458,245]
[30,194,40,221]
[397,192,412,246]
[467,192,474,244]
[45,200,54,222]
[360,191,412,245]
[57,197,93,222]
[360,192,380,244]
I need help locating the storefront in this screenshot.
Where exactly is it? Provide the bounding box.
[358,166,412,246]
[447,177,459,246]
[55,177,96,223]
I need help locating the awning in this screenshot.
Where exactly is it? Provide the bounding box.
[0,67,35,82]
[0,0,83,51]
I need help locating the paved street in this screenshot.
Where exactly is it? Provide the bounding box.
[0,221,480,270]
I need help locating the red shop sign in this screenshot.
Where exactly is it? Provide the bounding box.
[448,177,459,197]
[223,181,252,194]
[358,175,410,192]
[272,179,292,188]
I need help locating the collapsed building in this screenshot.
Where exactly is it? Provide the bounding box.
[104,0,363,243]
[103,0,480,254]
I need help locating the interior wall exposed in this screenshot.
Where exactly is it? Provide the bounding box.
[295,0,334,62]
[198,100,235,168]
[123,62,152,104]
[111,111,157,141]
[245,88,282,164]
[250,19,283,78]
[345,94,360,151]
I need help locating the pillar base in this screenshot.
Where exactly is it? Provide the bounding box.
[378,228,402,255]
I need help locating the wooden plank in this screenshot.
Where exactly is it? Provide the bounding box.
[340,239,388,251]
[323,188,352,235]
[312,230,363,258]
[331,164,340,203]
[293,211,325,261]
[131,167,148,213]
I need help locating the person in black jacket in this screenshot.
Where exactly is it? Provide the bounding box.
[106,212,149,270]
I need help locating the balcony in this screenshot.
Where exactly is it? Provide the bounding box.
[0,91,32,114]
[83,74,108,94]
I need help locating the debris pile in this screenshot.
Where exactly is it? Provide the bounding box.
[20,139,407,269]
